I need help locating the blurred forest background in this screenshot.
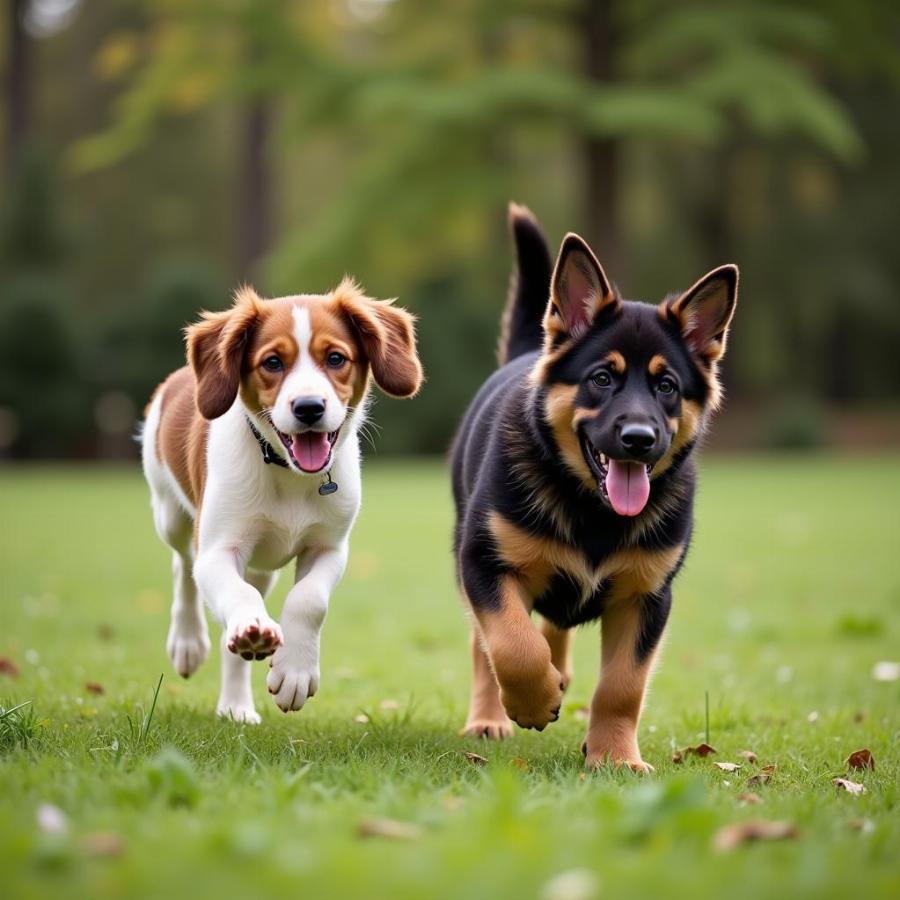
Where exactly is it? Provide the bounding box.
[1,0,899,460]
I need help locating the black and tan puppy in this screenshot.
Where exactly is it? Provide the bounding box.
[451,204,738,771]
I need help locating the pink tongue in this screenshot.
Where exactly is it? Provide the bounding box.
[605,459,651,517]
[291,432,331,472]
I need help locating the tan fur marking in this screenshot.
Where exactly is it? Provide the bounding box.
[584,596,655,772]
[541,618,573,691]
[543,383,594,489]
[648,354,668,377]
[652,398,703,478]
[461,629,512,738]
[603,351,626,373]
[471,575,563,730]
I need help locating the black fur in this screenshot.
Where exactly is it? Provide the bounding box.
[451,209,732,665]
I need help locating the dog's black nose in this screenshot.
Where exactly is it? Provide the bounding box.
[292,397,325,425]
[620,423,657,456]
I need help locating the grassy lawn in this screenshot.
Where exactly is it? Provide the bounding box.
[1,456,897,899]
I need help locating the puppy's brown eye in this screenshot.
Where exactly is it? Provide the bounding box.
[591,371,611,388]
[658,376,677,395]
[261,355,283,373]
[326,351,346,368]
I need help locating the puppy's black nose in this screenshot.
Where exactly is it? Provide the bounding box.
[620,423,657,456]
[292,397,325,425]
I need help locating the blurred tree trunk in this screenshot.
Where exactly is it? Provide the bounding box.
[7,0,32,175]
[581,0,621,278]
[236,97,272,281]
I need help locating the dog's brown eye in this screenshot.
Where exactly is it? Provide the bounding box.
[591,371,611,388]
[658,376,677,395]
[262,355,283,373]
[326,351,346,368]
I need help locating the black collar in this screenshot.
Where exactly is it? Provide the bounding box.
[246,418,290,468]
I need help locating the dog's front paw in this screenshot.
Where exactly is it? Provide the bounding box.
[582,723,653,773]
[499,664,564,731]
[460,716,514,740]
[167,620,210,678]
[266,646,319,712]
[216,701,261,725]
[226,611,283,660]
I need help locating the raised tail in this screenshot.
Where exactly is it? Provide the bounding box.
[497,203,553,366]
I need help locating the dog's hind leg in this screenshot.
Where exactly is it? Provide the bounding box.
[216,569,276,724]
[152,495,210,680]
[540,618,574,692]
[460,629,513,740]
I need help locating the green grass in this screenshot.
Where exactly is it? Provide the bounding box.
[0,457,898,900]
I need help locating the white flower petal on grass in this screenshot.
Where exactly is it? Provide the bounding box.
[37,804,68,835]
[541,868,600,900]
[871,661,899,682]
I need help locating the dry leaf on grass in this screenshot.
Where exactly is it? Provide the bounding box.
[0,658,19,678]
[81,832,126,857]
[848,818,874,834]
[379,699,400,711]
[464,751,488,766]
[714,820,797,852]
[807,710,819,723]
[737,750,758,764]
[672,743,716,763]
[846,749,875,771]
[353,713,369,724]
[358,818,422,841]
[85,682,104,695]
[833,778,866,795]
[871,661,899,682]
[737,792,762,805]
[714,762,742,772]
[510,757,528,770]
[746,764,776,787]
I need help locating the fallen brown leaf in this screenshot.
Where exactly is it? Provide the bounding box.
[510,757,528,770]
[672,743,716,763]
[853,711,865,723]
[0,657,19,678]
[833,778,866,795]
[848,818,874,834]
[746,764,776,787]
[737,792,762,805]
[714,820,798,852]
[85,682,104,695]
[714,762,742,772]
[463,751,488,766]
[357,818,422,841]
[81,832,126,857]
[737,750,758,764]
[846,749,874,771]
[96,624,115,641]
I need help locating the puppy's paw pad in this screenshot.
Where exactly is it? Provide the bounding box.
[226,614,283,658]
[460,718,514,740]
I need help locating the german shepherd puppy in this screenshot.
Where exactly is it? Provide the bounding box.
[451,204,738,771]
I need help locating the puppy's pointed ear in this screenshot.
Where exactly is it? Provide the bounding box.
[186,286,261,419]
[335,279,423,398]
[664,265,739,364]
[545,233,618,343]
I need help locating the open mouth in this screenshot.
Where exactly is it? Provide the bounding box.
[275,428,341,474]
[579,433,652,518]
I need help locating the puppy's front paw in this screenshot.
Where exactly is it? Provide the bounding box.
[226,611,283,660]
[167,621,210,678]
[460,717,514,740]
[266,645,319,712]
[499,664,564,731]
[216,701,261,725]
[582,723,653,773]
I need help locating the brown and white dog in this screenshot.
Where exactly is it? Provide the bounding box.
[141,278,422,722]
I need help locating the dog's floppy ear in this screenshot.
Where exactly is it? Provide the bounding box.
[545,233,619,343]
[335,279,423,398]
[664,265,739,364]
[185,286,261,419]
